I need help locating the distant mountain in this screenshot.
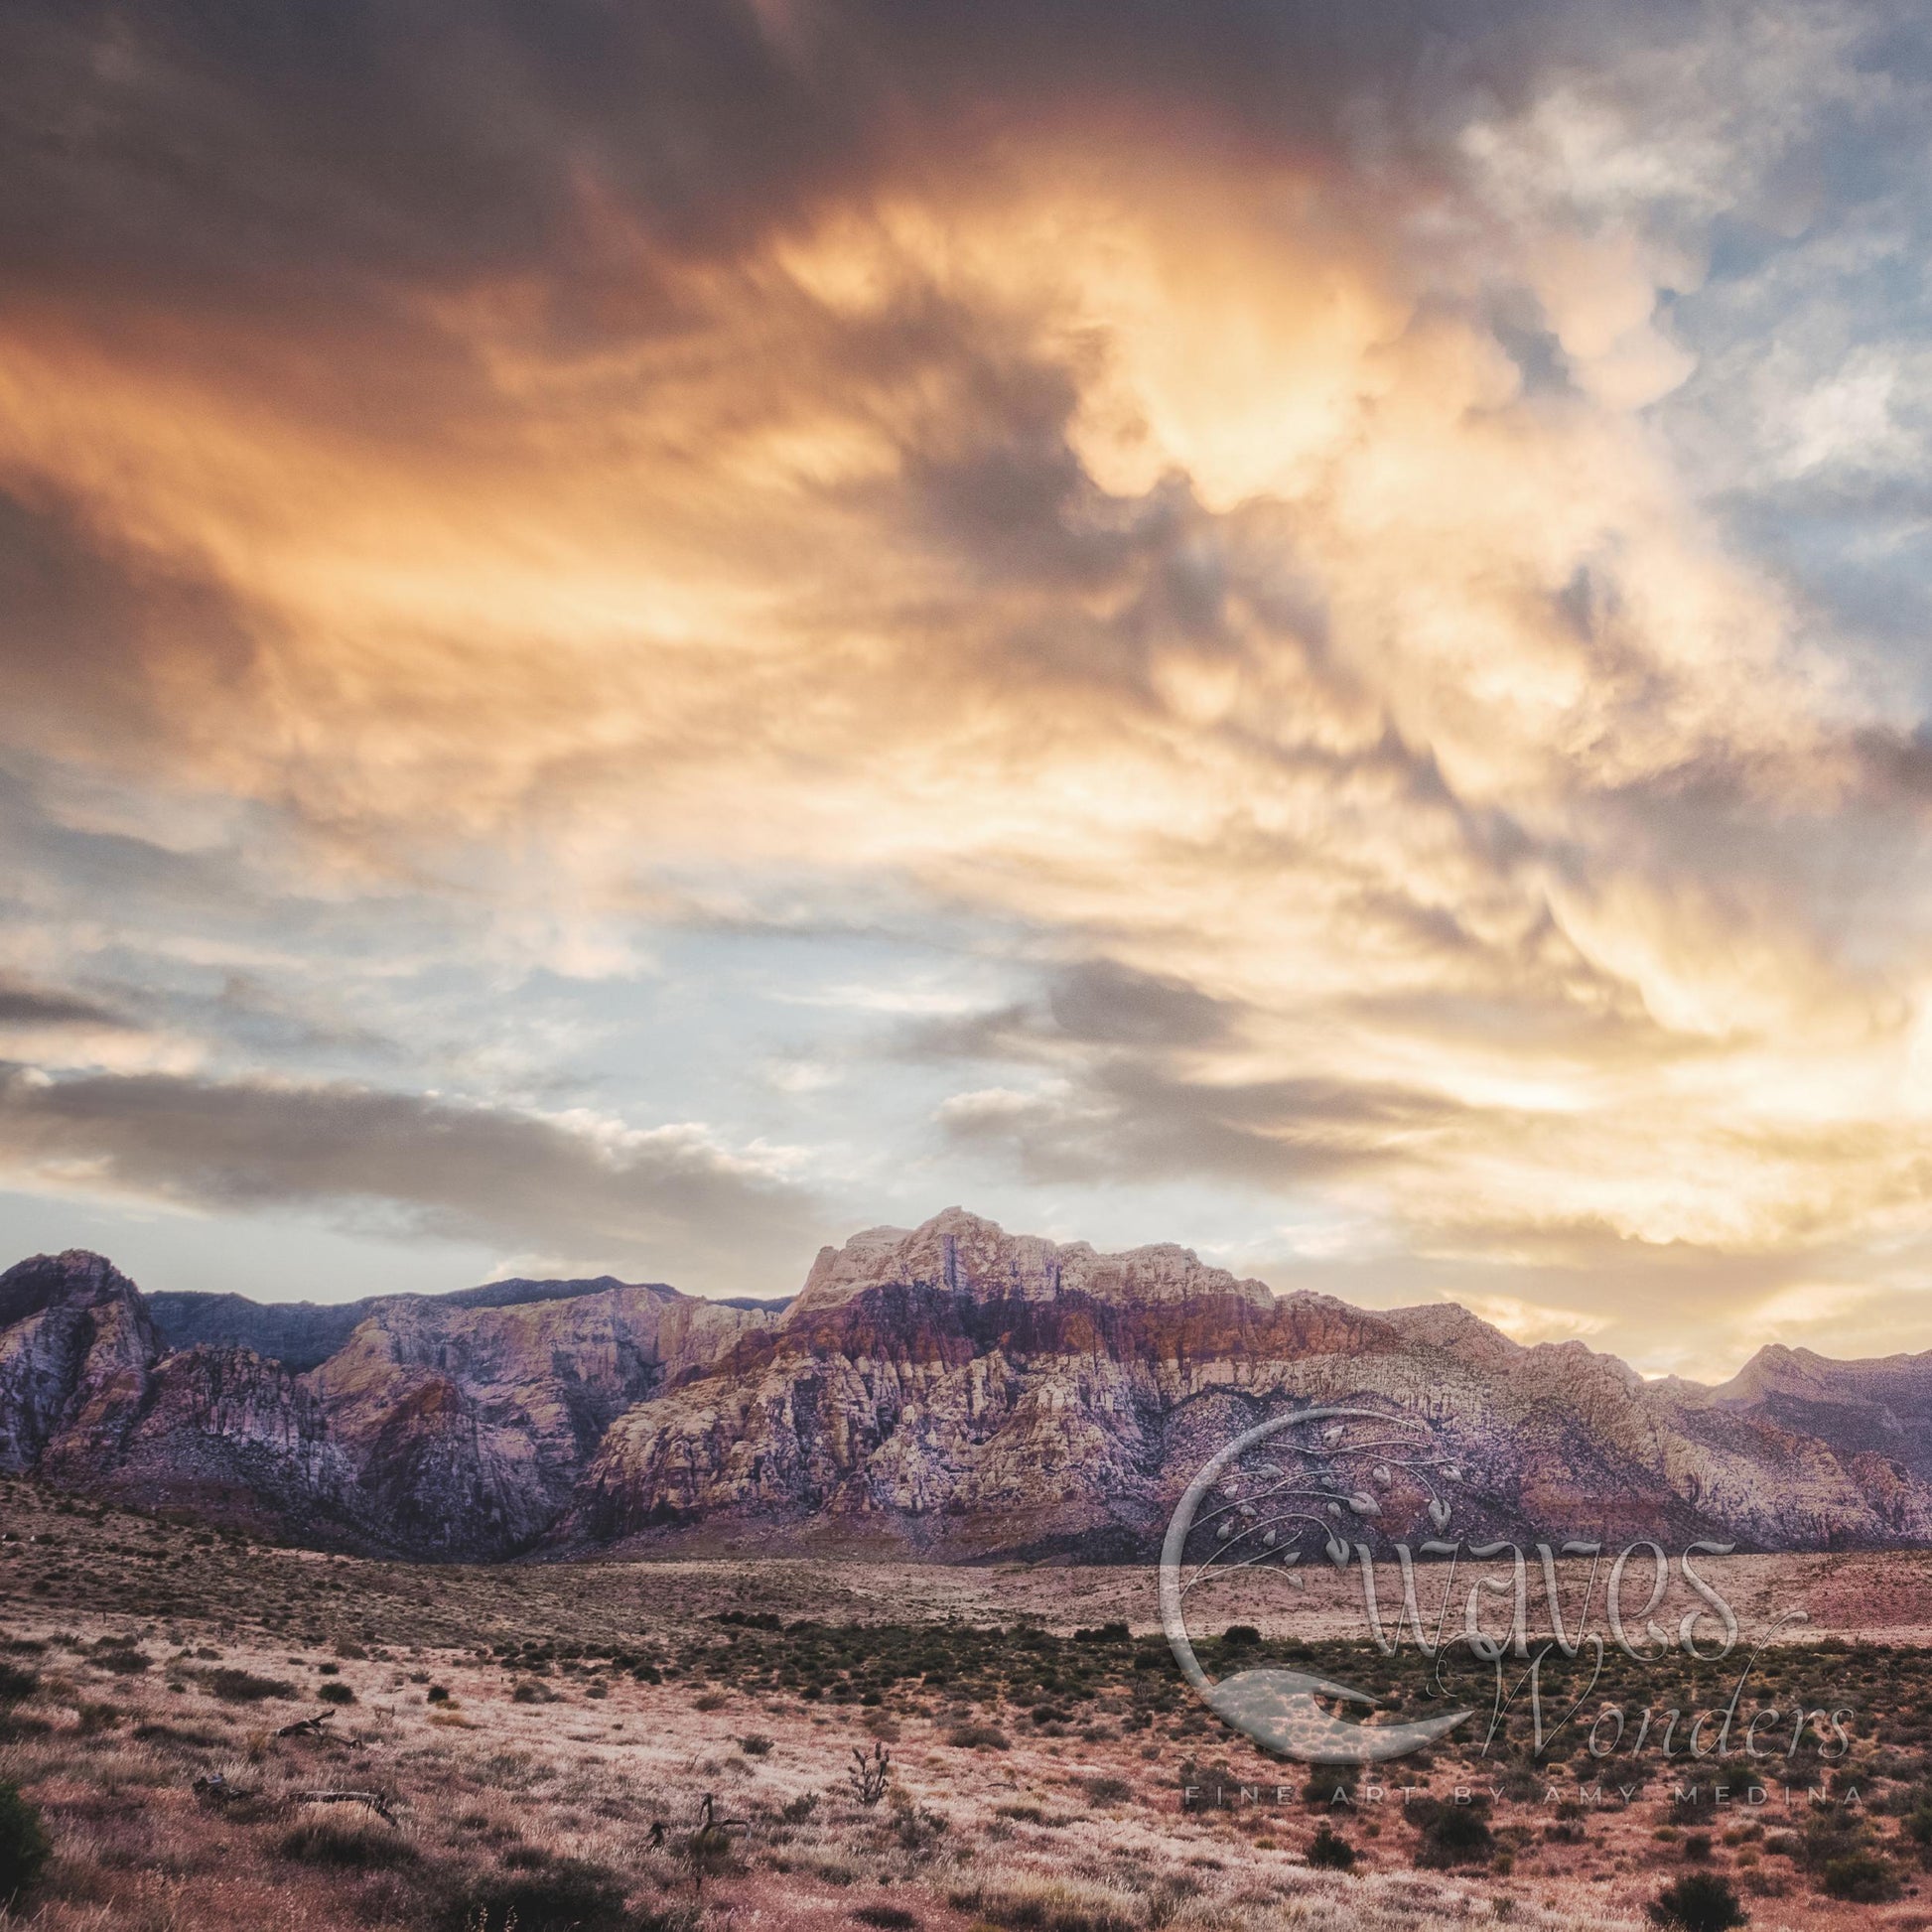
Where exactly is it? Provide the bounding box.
[146,1275,689,1373]
[0,1250,771,1556]
[2,1211,1929,1562]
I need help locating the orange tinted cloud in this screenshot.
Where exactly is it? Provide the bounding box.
[2,0,1930,1371]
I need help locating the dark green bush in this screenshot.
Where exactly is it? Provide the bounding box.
[946,1723,1010,1750]
[1645,1870,1748,1931]
[852,1907,916,1930]
[1301,1769,1357,1807]
[1821,1850,1900,1902]
[0,1663,38,1706]
[1413,1800,1494,1869]
[0,1781,50,1907]
[1307,1825,1357,1870]
[317,1681,355,1707]
[204,1667,295,1703]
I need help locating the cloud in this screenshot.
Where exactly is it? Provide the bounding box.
[1,1,1932,1352]
[0,1065,825,1292]
[0,980,133,1032]
[935,1059,1467,1189]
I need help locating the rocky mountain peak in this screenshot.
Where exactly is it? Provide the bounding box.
[1378,1301,1522,1365]
[1712,1341,1834,1405]
[0,1249,144,1328]
[0,1249,157,1481]
[781,1206,1275,1326]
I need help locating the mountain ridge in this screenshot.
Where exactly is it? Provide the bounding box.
[1,1209,1928,1563]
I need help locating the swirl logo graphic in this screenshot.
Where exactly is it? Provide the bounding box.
[1159,1405,1475,1763]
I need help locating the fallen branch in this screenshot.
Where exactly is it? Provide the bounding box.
[291,1789,399,1826]
[275,1714,334,1738]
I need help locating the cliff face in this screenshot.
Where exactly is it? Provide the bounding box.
[0,1252,774,1556]
[565,1219,1932,1559]
[3,1209,1931,1561]
[0,1251,158,1482]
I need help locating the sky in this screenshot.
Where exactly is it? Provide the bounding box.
[4,2,1932,1378]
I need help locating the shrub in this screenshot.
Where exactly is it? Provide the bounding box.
[1646,1871,1748,1931]
[441,1857,629,1932]
[1821,1851,1901,1902]
[1221,1626,1260,1648]
[779,1792,819,1824]
[1307,1825,1357,1870]
[317,1681,355,1706]
[427,1685,452,1705]
[892,1800,946,1852]
[205,1667,295,1703]
[852,1908,917,1930]
[741,1733,772,1756]
[1302,1769,1357,1807]
[279,1815,417,1869]
[511,1680,555,1704]
[0,1781,50,1907]
[1414,1800,1494,1869]
[849,1741,891,1807]
[0,1663,38,1706]
[946,1723,1010,1750]
[1906,1793,1932,1860]
[948,1877,1134,1932]
[1797,1807,1864,1871]
[1083,1776,1132,1806]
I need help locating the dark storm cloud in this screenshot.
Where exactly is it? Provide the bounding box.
[938,1053,1466,1188]
[917,951,1473,1195]
[0,1064,824,1278]
[0,980,136,1033]
[0,0,1703,330]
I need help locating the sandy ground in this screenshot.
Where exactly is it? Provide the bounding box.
[0,1482,1928,1931]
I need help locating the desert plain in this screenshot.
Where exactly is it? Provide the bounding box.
[1,1479,1930,1931]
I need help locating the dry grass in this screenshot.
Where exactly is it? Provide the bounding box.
[0,1479,1925,1930]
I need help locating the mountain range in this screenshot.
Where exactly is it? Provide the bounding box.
[2,1208,1929,1563]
